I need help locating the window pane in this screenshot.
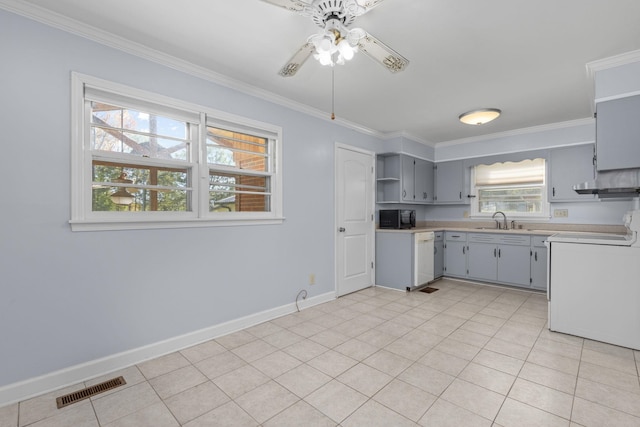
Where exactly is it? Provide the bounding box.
[478,187,543,214]
[92,162,190,212]
[209,172,270,212]
[91,102,190,161]
[206,126,268,172]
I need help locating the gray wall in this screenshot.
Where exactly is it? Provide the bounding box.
[0,9,383,391]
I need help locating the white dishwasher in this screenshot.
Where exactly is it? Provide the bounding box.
[414,232,435,290]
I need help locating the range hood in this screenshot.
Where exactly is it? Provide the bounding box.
[574,169,640,198]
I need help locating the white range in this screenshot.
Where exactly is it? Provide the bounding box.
[546,209,640,350]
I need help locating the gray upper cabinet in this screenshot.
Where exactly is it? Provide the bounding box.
[415,158,434,203]
[401,155,415,202]
[377,153,433,204]
[435,160,469,204]
[596,94,640,171]
[549,144,596,201]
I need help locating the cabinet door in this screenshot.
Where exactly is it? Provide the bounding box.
[596,94,640,171]
[467,242,498,282]
[549,144,596,201]
[435,160,467,204]
[497,245,531,286]
[401,155,415,202]
[530,246,547,290]
[444,240,467,277]
[414,159,434,203]
[434,240,444,278]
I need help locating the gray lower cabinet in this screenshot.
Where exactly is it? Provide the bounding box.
[444,232,467,277]
[466,233,531,288]
[375,232,413,290]
[497,242,531,286]
[434,231,444,278]
[530,236,549,290]
[467,234,499,282]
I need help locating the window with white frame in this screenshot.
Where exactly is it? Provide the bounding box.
[470,158,549,218]
[71,73,282,231]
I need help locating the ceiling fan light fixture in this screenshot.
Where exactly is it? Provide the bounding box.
[338,39,356,60]
[459,108,502,125]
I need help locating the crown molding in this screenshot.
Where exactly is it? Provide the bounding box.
[380,131,436,147]
[435,117,594,148]
[0,0,384,139]
[586,49,640,75]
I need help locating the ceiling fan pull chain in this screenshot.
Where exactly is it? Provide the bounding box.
[331,66,336,120]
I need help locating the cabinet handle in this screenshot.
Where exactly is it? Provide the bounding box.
[403,189,407,198]
[459,191,462,199]
[552,187,556,197]
[463,246,466,255]
[535,251,538,261]
[424,192,427,199]
[494,248,497,257]
[434,246,437,254]
[498,248,501,258]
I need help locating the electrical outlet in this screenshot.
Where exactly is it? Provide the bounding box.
[309,273,315,285]
[554,209,569,218]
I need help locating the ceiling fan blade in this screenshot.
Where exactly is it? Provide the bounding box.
[259,0,312,13]
[278,42,315,77]
[357,31,409,73]
[346,0,388,16]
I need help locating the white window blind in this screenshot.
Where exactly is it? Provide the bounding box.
[474,159,545,186]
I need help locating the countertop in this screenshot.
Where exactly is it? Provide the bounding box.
[376,227,556,236]
[376,221,628,236]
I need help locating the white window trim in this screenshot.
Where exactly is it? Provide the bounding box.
[70,72,283,231]
[469,164,551,220]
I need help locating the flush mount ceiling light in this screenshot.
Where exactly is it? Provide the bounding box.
[459,108,502,125]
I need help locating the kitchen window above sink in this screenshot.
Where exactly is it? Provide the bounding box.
[470,158,550,219]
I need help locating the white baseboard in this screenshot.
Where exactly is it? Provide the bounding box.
[0,291,335,407]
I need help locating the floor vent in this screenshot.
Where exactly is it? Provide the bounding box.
[56,376,126,409]
[420,287,439,294]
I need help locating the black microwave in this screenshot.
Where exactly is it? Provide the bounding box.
[379,209,416,229]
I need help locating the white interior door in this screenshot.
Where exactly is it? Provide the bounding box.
[335,144,374,296]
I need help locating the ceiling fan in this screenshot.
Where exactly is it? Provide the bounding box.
[260,0,409,77]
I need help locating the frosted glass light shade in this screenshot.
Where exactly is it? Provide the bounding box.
[459,108,501,125]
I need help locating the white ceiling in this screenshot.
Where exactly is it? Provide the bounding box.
[10,0,640,143]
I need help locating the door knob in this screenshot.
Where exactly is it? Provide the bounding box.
[338,227,346,232]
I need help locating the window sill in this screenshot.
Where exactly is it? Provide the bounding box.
[69,217,285,232]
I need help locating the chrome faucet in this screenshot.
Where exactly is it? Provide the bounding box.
[492,211,508,229]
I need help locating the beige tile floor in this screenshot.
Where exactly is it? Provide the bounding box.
[2,279,640,426]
